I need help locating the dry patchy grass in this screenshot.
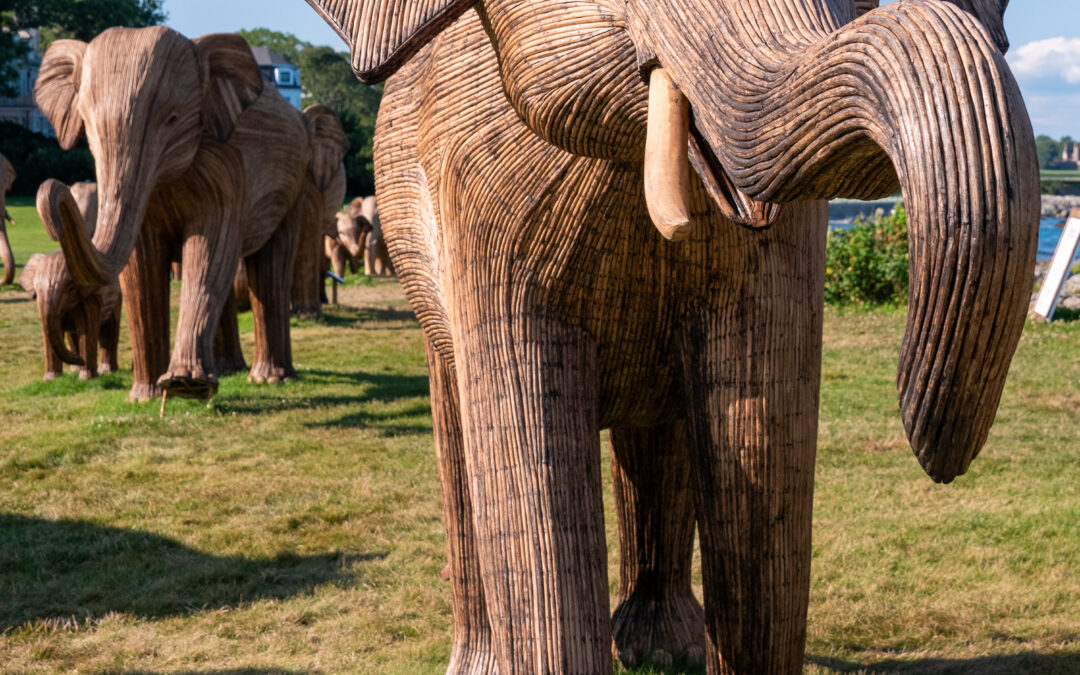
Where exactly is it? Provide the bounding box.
[1,210,1079,672]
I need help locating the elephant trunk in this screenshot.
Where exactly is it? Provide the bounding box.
[36,252,84,366]
[38,180,112,287]
[640,0,1039,481]
[0,219,13,285]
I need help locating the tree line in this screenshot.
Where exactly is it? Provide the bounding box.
[0,7,378,197]
[1036,135,1078,170]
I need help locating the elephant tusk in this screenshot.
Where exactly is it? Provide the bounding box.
[644,68,693,242]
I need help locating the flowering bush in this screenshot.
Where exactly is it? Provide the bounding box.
[825,203,909,305]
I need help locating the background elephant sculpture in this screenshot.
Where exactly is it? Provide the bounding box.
[21,181,121,381]
[35,27,314,401]
[308,0,1037,672]
[358,196,392,276]
[291,104,349,319]
[0,152,16,285]
[325,197,368,280]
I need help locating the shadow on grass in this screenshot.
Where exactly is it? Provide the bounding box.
[807,652,1080,674]
[110,671,311,675]
[213,371,429,418]
[0,294,30,303]
[305,399,433,435]
[0,514,386,631]
[110,671,312,675]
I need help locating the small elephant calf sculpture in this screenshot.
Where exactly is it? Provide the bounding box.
[21,182,121,381]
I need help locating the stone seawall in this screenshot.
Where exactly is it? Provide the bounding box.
[1042,195,1080,220]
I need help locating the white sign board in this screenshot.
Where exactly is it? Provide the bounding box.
[1033,208,1080,321]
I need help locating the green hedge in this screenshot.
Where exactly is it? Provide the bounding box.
[0,121,94,196]
[825,203,908,306]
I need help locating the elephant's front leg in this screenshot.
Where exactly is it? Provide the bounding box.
[426,340,497,675]
[214,291,248,376]
[120,232,171,401]
[456,314,611,673]
[246,202,301,384]
[159,211,241,399]
[610,421,704,669]
[99,305,120,374]
[680,203,827,674]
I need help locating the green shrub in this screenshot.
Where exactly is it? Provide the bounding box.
[825,203,908,306]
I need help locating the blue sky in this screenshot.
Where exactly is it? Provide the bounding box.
[164,0,1080,138]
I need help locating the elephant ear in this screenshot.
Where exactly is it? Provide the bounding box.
[194,34,265,143]
[34,40,87,150]
[303,104,350,191]
[304,0,478,83]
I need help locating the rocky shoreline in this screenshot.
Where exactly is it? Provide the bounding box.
[1041,195,1080,220]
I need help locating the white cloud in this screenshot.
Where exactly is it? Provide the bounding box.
[1008,37,1080,84]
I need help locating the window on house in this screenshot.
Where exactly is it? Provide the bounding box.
[276,68,293,86]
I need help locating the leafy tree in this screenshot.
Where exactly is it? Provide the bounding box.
[235,28,311,65]
[241,30,381,197]
[825,204,909,306]
[1036,135,1061,170]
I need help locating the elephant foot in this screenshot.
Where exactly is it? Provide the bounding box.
[158,366,219,399]
[248,360,296,385]
[611,593,706,669]
[291,307,321,321]
[78,369,96,381]
[446,640,498,675]
[43,371,60,382]
[129,381,163,402]
[99,362,117,374]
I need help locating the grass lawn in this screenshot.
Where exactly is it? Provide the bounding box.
[1,198,1079,673]
[1041,170,1080,181]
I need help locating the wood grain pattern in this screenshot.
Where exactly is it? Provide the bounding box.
[0,153,15,285]
[23,181,121,381]
[35,27,313,400]
[309,0,1038,672]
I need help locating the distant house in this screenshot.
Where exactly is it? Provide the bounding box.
[250,46,301,110]
[0,29,55,137]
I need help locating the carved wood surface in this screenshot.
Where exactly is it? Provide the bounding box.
[0,153,15,285]
[35,27,314,400]
[308,0,1039,672]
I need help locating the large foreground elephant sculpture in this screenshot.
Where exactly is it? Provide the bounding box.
[21,182,121,381]
[291,104,350,318]
[308,0,1037,672]
[0,153,16,285]
[35,27,312,400]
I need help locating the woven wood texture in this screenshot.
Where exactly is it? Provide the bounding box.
[23,182,121,381]
[310,0,1038,671]
[34,27,314,400]
[0,153,14,285]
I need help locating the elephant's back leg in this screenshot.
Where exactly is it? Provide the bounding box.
[245,200,302,385]
[120,230,172,401]
[609,422,704,669]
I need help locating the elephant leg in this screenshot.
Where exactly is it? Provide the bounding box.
[214,291,247,376]
[456,315,611,673]
[159,218,241,399]
[0,220,13,286]
[426,340,497,675]
[610,421,704,669]
[364,232,378,276]
[247,204,301,384]
[74,298,102,380]
[679,204,826,675]
[120,234,171,401]
[348,253,359,276]
[43,340,62,381]
[99,306,120,374]
[331,243,347,280]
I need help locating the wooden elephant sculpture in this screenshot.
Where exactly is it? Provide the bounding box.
[308,0,1038,672]
[21,181,121,381]
[0,152,16,285]
[291,104,350,319]
[357,196,393,277]
[35,27,314,401]
[326,197,369,278]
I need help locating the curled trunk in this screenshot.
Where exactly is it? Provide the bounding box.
[635,0,1038,482]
